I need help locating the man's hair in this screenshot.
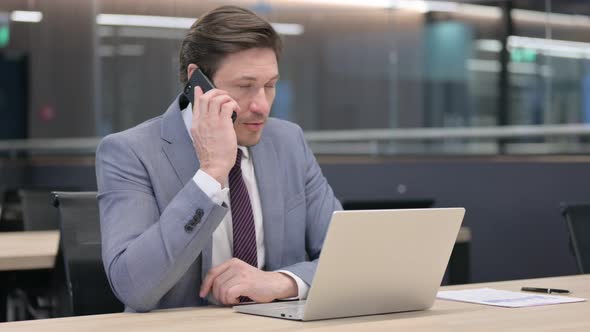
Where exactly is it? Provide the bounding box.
[179,5,282,85]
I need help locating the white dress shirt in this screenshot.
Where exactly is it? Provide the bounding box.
[181,105,309,303]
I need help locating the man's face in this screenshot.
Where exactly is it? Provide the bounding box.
[212,48,279,147]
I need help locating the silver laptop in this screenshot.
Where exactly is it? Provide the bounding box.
[234,208,465,321]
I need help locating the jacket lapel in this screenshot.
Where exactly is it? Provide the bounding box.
[160,95,200,186]
[251,133,285,270]
[160,95,213,284]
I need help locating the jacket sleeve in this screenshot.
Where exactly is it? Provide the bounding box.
[278,126,342,285]
[96,134,228,312]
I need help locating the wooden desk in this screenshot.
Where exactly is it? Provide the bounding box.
[1,274,587,331]
[0,231,60,271]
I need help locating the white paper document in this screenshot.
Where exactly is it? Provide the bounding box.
[436,288,587,308]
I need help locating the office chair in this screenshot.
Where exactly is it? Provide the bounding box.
[16,189,62,318]
[1,189,57,320]
[560,202,590,274]
[342,198,435,210]
[0,187,4,224]
[18,190,60,231]
[0,188,23,231]
[51,191,123,316]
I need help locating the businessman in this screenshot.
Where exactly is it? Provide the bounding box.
[96,5,341,312]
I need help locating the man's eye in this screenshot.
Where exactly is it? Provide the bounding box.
[238,85,252,89]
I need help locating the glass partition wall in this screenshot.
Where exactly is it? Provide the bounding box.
[1,0,590,155]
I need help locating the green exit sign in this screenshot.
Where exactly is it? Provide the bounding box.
[0,13,8,48]
[0,25,9,48]
[511,48,537,62]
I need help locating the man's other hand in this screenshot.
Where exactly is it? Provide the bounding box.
[199,258,298,306]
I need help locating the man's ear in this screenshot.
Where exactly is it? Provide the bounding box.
[187,63,198,80]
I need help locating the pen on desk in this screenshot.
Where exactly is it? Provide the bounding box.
[521,287,570,294]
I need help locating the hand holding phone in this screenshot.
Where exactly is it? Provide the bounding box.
[185,67,239,185]
[183,68,237,123]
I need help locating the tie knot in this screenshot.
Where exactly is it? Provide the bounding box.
[233,149,243,168]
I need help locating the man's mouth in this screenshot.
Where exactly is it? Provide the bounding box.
[243,122,264,130]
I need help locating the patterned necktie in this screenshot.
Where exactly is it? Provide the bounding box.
[229,149,258,269]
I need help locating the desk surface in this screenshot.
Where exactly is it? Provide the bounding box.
[1,274,587,331]
[0,231,59,271]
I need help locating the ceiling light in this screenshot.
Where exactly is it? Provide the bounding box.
[270,23,304,35]
[96,14,304,36]
[96,14,194,29]
[295,0,394,8]
[11,10,42,23]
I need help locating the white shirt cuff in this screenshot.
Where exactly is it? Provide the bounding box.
[193,169,229,206]
[276,270,310,300]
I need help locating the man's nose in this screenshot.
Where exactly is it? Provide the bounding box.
[248,88,270,115]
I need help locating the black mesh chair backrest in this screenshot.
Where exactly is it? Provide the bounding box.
[0,187,5,222]
[0,188,24,231]
[51,191,123,316]
[18,190,60,231]
[561,202,590,274]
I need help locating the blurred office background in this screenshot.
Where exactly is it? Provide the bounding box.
[1,0,589,144]
[1,0,590,321]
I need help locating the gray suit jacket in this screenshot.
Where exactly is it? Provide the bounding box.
[95,96,341,312]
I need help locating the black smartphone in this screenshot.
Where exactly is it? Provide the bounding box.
[183,68,237,123]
